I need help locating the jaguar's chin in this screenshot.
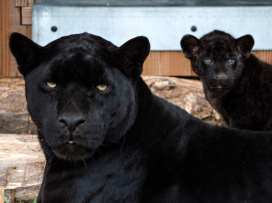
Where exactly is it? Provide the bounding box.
[53,143,95,161]
[207,82,230,93]
[210,85,229,91]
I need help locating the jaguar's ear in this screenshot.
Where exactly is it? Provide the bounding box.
[9,32,41,77]
[236,35,254,59]
[117,36,150,79]
[180,35,200,59]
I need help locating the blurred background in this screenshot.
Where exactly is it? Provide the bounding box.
[1,0,272,77]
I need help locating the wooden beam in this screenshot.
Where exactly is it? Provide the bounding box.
[0,0,11,78]
[21,7,32,25]
[10,189,15,203]
[0,0,32,78]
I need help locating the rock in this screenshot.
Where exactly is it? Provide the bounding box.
[0,79,36,134]
[142,76,227,126]
[15,185,40,202]
[0,134,45,201]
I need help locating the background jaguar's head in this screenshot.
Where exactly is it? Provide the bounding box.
[9,32,150,161]
[181,30,254,94]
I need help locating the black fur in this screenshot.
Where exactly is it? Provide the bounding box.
[10,32,272,202]
[181,30,272,131]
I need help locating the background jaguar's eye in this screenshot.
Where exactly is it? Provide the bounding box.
[204,58,212,64]
[46,82,57,88]
[96,85,108,91]
[227,59,235,64]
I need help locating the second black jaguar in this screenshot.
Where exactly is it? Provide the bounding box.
[181,30,272,131]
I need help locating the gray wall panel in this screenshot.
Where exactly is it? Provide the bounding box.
[32,6,272,50]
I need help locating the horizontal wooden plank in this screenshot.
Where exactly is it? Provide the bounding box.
[142,51,272,76]
[15,0,27,7]
[143,51,196,76]
[15,0,35,7]
[21,7,32,25]
[252,50,272,64]
[2,51,272,78]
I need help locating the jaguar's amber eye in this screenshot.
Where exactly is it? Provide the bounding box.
[96,85,108,91]
[46,82,57,88]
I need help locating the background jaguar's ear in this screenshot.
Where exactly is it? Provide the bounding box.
[236,35,254,58]
[9,32,41,77]
[180,35,200,59]
[117,36,150,79]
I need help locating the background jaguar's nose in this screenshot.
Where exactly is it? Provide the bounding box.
[59,117,85,132]
[214,72,227,80]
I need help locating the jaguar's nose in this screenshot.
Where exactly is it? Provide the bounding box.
[214,72,227,80]
[59,117,85,132]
